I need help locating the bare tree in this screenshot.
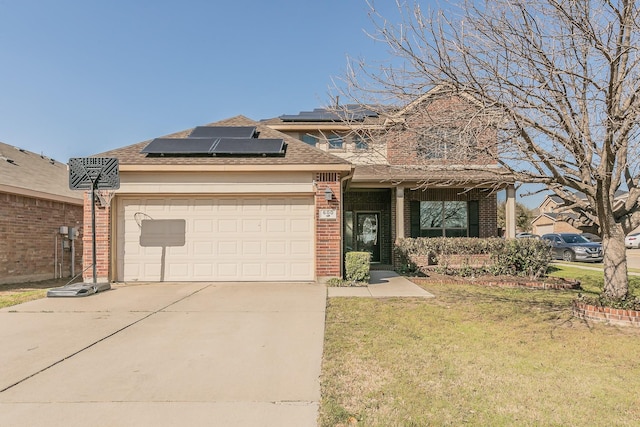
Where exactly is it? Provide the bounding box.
[338,0,640,299]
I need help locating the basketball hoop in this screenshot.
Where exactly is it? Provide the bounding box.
[95,189,115,208]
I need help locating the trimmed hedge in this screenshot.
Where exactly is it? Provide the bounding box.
[396,237,552,279]
[345,251,371,282]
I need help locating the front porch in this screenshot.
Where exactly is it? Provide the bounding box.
[343,185,516,270]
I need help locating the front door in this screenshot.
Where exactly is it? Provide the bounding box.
[356,212,380,262]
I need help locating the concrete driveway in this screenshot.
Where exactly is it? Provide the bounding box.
[0,282,327,427]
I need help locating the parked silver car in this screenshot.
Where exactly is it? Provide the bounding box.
[626,233,640,249]
[541,233,603,262]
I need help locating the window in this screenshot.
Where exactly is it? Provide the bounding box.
[416,127,476,161]
[354,135,369,151]
[419,201,468,237]
[301,134,317,146]
[327,133,344,149]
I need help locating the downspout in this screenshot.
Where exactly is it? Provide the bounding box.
[340,167,355,278]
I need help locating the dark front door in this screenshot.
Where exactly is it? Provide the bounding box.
[356,212,380,262]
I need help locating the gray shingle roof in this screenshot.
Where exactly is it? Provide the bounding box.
[352,164,515,186]
[96,116,351,169]
[0,142,82,203]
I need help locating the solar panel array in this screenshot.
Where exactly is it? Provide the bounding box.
[279,105,379,122]
[141,126,285,157]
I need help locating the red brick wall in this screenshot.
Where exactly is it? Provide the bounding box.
[0,191,83,284]
[386,95,497,167]
[82,192,111,283]
[315,173,342,278]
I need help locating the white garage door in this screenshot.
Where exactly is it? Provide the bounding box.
[534,224,554,236]
[117,196,315,282]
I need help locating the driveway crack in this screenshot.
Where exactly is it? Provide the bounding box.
[0,284,211,394]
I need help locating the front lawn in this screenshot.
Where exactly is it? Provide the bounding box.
[320,265,640,426]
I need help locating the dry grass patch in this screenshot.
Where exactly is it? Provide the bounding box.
[320,274,640,426]
[0,278,80,309]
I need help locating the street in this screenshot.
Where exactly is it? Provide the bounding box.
[627,249,640,270]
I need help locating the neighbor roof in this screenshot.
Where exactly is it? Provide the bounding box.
[0,142,82,204]
[96,116,352,172]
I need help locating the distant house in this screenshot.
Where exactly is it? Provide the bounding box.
[531,191,637,236]
[0,142,83,284]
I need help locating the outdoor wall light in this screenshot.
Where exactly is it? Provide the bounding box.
[324,187,334,201]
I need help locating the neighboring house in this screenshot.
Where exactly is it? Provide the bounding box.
[266,88,516,268]
[85,116,352,283]
[0,142,84,285]
[531,192,636,236]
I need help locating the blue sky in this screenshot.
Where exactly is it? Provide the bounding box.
[0,1,394,160]
[0,0,546,207]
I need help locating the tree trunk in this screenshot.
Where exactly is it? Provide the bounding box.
[601,223,629,300]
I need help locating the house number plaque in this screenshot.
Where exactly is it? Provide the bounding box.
[319,209,337,220]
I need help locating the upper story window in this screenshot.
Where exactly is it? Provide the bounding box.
[327,133,344,150]
[416,127,477,161]
[301,134,317,147]
[354,135,369,151]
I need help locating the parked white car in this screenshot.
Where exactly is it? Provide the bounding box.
[626,233,640,249]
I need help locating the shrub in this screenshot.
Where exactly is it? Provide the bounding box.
[489,238,552,279]
[345,252,371,283]
[395,237,552,279]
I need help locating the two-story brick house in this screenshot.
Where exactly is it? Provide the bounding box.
[265,88,516,267]
[82,88,515,283]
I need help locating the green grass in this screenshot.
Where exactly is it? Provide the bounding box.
[547,264,640,297]
[320,265,640,426]
[0,289,48,309]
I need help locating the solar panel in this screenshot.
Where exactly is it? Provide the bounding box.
[140,137,285,156]
[141,138,216,154]
[211,138,285,156]
[279,106,379,122]
[188,126,257,138]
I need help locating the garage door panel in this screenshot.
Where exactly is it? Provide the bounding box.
[266,219,286,232]
[217,219,238,233]
[117,195,315,282]
[193,264,214,279]
[194,242,214,255]
[291,241,313,256]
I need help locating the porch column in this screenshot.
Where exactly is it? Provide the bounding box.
[505,184,516,238]
[396,186,405,239]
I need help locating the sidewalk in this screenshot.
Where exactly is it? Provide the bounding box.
[327,271,434,298]
[552,261,640,276]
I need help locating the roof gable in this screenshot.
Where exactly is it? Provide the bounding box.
[96,116,352,170]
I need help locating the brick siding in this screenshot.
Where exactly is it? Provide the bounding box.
[315,173,342,278]
[82,192,111,282]
[386,95,498,167]
[0,191,83,284]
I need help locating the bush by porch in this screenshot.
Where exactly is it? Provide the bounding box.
[395,237,551,279]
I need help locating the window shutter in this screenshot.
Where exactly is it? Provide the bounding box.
[410,201,421,238]
[468,200,479,237]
